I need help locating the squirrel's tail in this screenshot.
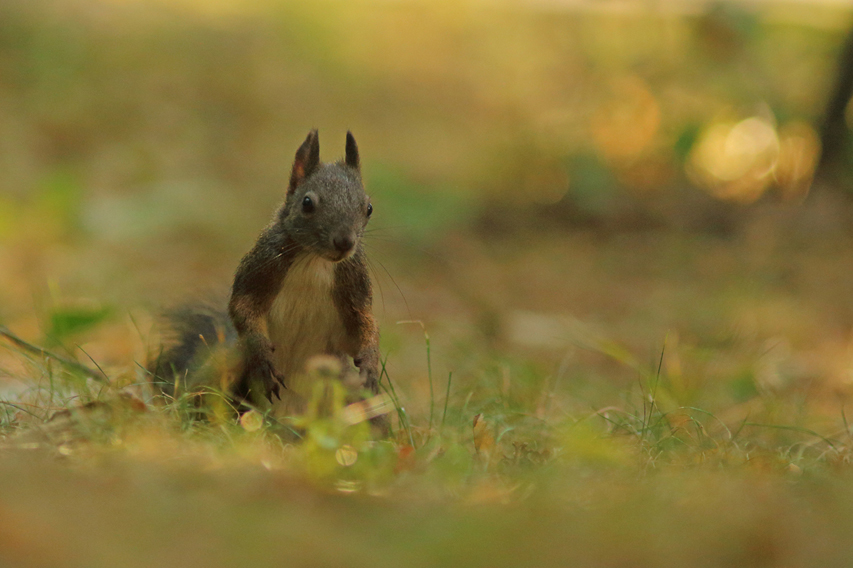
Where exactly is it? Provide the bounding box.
[148,304,238,398]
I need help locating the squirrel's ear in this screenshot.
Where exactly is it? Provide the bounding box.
[345,131,360,171]
[289,130,320,194]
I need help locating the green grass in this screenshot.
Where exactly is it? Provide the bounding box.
[3,310,853,567]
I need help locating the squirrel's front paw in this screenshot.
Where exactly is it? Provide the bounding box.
[247,359,286,402]
[354,351,379,392]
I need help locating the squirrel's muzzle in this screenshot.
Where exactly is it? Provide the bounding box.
[332,233,356,259]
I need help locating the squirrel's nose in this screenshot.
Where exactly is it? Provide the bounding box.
[332,234,355,255]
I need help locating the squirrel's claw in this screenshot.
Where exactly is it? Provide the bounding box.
[264,381,280,402]
[267,381,281,402]
[264,369,286,402]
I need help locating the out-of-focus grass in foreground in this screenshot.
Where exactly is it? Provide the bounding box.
[3,324,853,568]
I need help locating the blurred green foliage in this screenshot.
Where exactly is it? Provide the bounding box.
[366,164,474,243]
[46,303,111,344]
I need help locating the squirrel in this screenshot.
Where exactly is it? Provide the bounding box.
[150,130,382,424]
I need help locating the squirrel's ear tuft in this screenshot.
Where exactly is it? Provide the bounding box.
[345,131,360,171]
[289,130,320,194]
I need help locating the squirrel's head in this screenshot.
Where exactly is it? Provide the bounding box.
[280,130,372,262]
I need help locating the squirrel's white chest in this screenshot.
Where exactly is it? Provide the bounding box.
[266,255,346,379]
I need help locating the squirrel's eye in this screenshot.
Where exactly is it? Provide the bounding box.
[302,195,315,214]
[366,203,373,218]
